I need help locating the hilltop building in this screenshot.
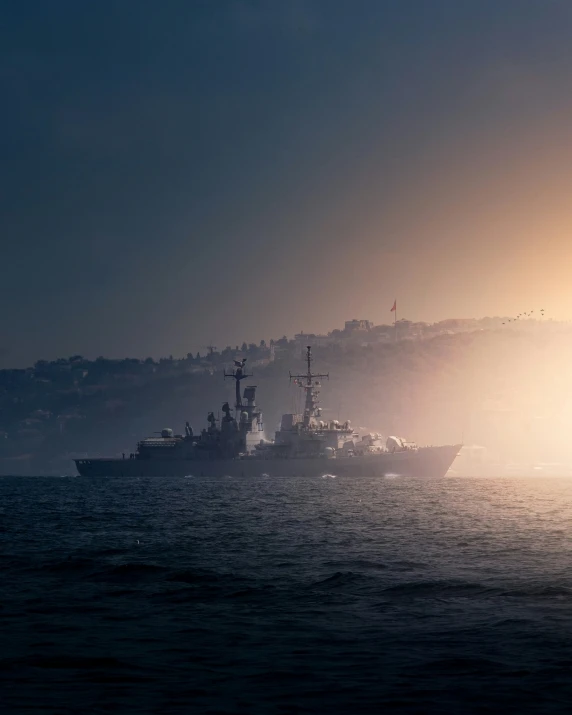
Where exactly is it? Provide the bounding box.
[344,319,372,332]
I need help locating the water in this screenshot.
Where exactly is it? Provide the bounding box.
[2,474,572,714]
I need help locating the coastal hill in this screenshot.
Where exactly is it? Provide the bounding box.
[1,317,571,475]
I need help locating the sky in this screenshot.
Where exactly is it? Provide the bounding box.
[2,0,572,367]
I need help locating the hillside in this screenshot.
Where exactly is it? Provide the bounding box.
[2,320,571,474]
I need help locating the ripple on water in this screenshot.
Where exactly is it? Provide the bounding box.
[2,474,572,713]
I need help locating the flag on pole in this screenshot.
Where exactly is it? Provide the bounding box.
[390,300,396,312]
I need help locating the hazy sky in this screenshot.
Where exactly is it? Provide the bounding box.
[2,0,572,366]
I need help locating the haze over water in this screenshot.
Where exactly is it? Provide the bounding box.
[3,473,572,713]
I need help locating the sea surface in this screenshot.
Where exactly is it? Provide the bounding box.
[2,474,572,714]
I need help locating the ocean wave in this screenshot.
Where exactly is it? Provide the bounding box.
[501,584,572,600]
[40,557,97,573]
[166,568,225,585]
[311,571,374,588]
[390,560,428,571]
[3,655,131,670]
[416,656,506,674]
[322,559,389,571]
[381,579,495,598]
[88,562,167,582]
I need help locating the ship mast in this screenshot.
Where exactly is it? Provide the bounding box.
[224,358,252,412]
[290,346,329,428]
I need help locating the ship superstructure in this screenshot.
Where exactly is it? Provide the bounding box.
[254,346,356,459]
[74,346,461,478]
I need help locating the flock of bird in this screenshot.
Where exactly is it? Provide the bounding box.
[502,308,545,325]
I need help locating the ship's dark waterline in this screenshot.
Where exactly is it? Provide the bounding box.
[2,474,572,714]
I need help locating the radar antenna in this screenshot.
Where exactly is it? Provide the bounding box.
[224,358,252,411]
[289,346,329,428]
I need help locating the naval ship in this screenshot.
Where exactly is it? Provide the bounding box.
[74,347,461,478]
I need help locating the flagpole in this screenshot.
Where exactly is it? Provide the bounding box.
[389,299,397,340]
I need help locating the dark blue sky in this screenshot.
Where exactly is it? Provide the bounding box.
[3,0,572,366]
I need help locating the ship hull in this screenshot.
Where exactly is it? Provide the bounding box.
[74,445,461,478]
